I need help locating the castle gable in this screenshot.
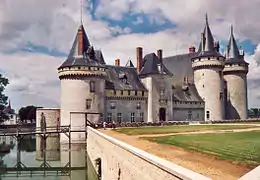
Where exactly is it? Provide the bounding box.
[139,53,172,78]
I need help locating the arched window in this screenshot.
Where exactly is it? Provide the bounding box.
[90,81,95,92]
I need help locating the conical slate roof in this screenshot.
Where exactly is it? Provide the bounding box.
[58,24,105,69]
[225,26,248,65]
[195,15,224,58]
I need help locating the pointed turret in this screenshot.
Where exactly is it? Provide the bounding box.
[225,25,248,65]
[227,25,240,59]
[196,14,223,58]
[204,14,215,52]
[58,24,105,69]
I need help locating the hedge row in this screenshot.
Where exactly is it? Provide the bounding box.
[94,121,189,129]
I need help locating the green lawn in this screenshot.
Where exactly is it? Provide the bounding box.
[113,125,256,135]
[145,131,260,167]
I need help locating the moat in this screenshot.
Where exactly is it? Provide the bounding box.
[0,135,98,180]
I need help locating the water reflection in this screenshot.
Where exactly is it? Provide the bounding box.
[0,135,98,180]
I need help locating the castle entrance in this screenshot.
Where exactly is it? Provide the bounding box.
[159,108,166,121]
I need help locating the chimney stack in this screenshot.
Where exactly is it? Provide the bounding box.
[136,47,143,73]
[78,25,83,56]
[115,59,120,66]
[157,49,163,60]
[189,46,196,53]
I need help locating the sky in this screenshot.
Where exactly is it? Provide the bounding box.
[1,0,260,111]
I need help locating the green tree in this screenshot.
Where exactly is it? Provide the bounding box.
[18,105,40,123]
[0,74,10,122]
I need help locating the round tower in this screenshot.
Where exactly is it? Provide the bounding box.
[58,24,106,144]
[191,15,225,121]
[223,26,249,120]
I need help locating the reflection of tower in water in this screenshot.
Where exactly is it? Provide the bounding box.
[35,108,60,161]
[60,143,87,180]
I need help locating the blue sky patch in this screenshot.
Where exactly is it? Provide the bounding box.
[4,42,67,57]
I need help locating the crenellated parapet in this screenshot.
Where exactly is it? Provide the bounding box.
[223,63,248,75]
[192,56,225,71]
[58,65,106,79]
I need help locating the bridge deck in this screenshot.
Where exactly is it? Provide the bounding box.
[0,125,87,136]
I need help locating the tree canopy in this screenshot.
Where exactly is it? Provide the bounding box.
[18,105,42,123]
[0,74,11,123]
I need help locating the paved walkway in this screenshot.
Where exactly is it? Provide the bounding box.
[100,128,255,180]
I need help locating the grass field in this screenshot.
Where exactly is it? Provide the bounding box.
[145,131,260,167]
[113,125,256,135]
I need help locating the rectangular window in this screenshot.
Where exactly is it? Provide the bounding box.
[220,92,223,100]
[135,91,137,96]
[121,90,123,95]
[117,113,122,123]
[110,101,116,109]
[86,99,92,109]
[107,113,112,122]
[130,112,135,122]
[100,113,103,122]
[142,91,144,96]
[128,90,131,95]
[188,110,192,120]
[90,81,95,92]
[206,111,210,120]
[136,102,141,109]
[113,90,116,96]
[140,112,144,122]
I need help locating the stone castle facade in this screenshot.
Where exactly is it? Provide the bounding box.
[54,15,248,142]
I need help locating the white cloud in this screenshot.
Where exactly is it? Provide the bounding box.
[0,0,260,110]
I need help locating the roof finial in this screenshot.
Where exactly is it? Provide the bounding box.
[80,0,83,24]
[205,13,208,25]
[231,24,233,35]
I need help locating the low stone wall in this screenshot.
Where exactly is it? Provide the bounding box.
[239,165,260,180]
[87,126,211,180]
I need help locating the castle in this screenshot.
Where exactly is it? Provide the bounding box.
[56,15,249,143]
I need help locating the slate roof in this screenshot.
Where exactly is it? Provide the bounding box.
[193,15,224,59]
[58,24,105,69]
[172,83,204,102]
[225,26,248,65]
[139,53,173,78]
[163,53,198,84]
[105,65,147,91]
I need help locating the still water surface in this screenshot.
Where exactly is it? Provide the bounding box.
[0,136,98,180]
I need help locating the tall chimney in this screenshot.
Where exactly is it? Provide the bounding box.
[78,25,83,56]
[157,49,163,60]
[189,46,196,53]
[115,59,120,66]
[136,47,143,73]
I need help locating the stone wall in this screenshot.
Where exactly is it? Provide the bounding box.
[36,108,60,161]
[239,165,260,180]
[105,99,147,122]
[87,126,211,180]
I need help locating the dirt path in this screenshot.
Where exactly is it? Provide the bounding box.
[135,127,260,138]
[100,129,252,180]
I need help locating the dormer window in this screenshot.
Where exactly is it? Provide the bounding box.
[90,81,95,92]
[119,72,128,84]
[157,64,162,73]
